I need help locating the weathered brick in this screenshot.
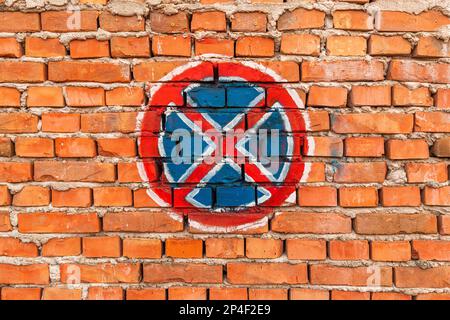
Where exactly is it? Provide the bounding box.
[227,263,307,284]
[302,60,384,82]
[18,212,100,234]
[41,11,98,32]
[333,10,373,30]
[271,212,351,234]
[49,61,130,83]
[369,35,412,56]
[350,85,391,107]
[377,11,450,32]
[278,9,325,30]
[388,60,450,84]
[231,12,267,32]
[327,36,367,56]
[355,213,437,235]
[103,212,183,233]
[311,264,392,286]
[143,263,222,283]
[307,86,347,107]
[386,139,429,159]
[280,34,320,56]
[332,113,413,134]
[34,161,115,182]
[150,12,189,33]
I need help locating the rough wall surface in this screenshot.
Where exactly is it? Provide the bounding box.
[0,0,449,300]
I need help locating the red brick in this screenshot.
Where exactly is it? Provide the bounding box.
[111,36,150,58]
[355,213,437,235]
[13,186,50,207]
[236,37,274,57]
[191,11,226,32]
[393,85,433,107]
[387,139,429,160]
[93,187,132,207]
[99,12,144,32]
[150,12,189,33]
[0,212,11,231]
[55,138,96,158]
[15,137,54,157]
[195,38,234,57]
[412,240,450,261]
[0,87,20,107]
[246,238,283,258]
[61,263,140,284]
[1,288,41,300]
[42,288,82,300]
[205,238,244,259]
[271,212,351,234]
[228,263,307,284]
[166,238,203,258]
[311,265,392,286]
[83,236,121,258]
[416,36,449,57]
[34,161,115,182]
[369,35,412,56]
[126,288,166,300]
[0,61,46,83]
[18,212,100,234]
[133,61,213,82]
[97,138,136,157]
[395,266,450,288]
[290,288,329,300]
[332,291,370,300]
[280,34,320,56]
[25,38,66,57]
[0,138,13,157]
[103,212,183,233]
[42,237,81,257]
[0,162,33,182]
[345,137,385,157]
[377,10,450,32]
[41,11,98,32]
[307,86,347,107]
[371,292,411,300]
[406,163,448,183]
[350,85,391,107]
[327,35,367,56]
[88,287,124,300]
[168,287,207,300]
[339,187,378,207]
[0,114,37,133]
[143,263,222,283]
[0,12,40,32]
[210,288,248,300]
[424,186,450,206]
[388,60,450,84]
[333,10,373,30]
[329,240,369,260]
[416,293,450,300]
[119,162,157,182]
[106,87,144,106]
[0,38,22,58]
[0,238,38,257]
[42,113,80,133]
[81,112,138,133]
[277,9,325,30]
[231,12,267,32]
[152,35,191,57]
[249,288,287,300]
[334,162,386,183]
[52,188,92,208]
[49,61,130,83]
[65,87,105,107]
[298,186,337,207]
[333,113,413,134]
[123,238,162,259]
[0,186,11,206]
[27,87,64,107]
[304,137,343,157]
[286,239,326,260]
[415,112,450,132]
[0,264,49,284]
[381,186,421,207]
[435,88,450,109]
[302,60,384,82]
[439,216,450,235]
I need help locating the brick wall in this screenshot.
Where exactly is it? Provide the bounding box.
[0,0,449,300]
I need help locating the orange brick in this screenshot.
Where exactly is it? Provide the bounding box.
[0,61,46,83]
[143,263,222,284]
[333,10,373,30]
[205,238,244,259]
[327,35,367,56]
[0,113,37,133]
[329,240,369,260]
[42,288,82,300]
[393,85,433,107]
[406,163,448,183]
[412,240,450,261]
[93,187,132,207]
[99,12,144,32]
[345,137,384,157]
[415,112,450,132]
[424,186,450,206]
[97,138,136,157]
[377,10,450,32]
[27,87,64,107]
[111,36,150,58]
[395,266,450,288]
[0,162,33,182]
[231,12,267,32]
[334,162,386,183]
[150,12,189,33]
[65,87,105,107]
[280,34,320,56]
[355,213,436,235]
[13,186,50,207]
[350,85,391,107]
[0,212,11,231]
[246,238,283,258]
[249,288,287,300]
[271,212,351,234]
[123,238,162,259]
[0,138,12,157]
[106,87,144,106]
[83,236,121,258]
[0,38,22,57]
[304,137,343,157]
[386,139,429,159]
[0,87,20,107]
[372,292,412,300]
[15,137,54,158]
[60,263,139,284]
[42,113,80,133]
[70,39,109,59]
[49,61,130,83]
[0,12,40,32]
[42,237,81,257]
[286,239,326,260]
[388,60,449,84]
[416,293,450,300]
[166,238,203,258]
[311,265,392,286]
[369,35,412,55]
[210,288,248,300]
[302,60,384,82]
[333,113,413,134]
[191,11,226,32]
[55,137,97,158]
[339,187,378,207]
[435,88,450,109]
[152,35,191,57]
[25,38,66,57]
[290,288,329,300]
[0,237,38,257]
[41,11,99,32]
[126,288,166,300]
[1,287,41,300]
[0,264,49,285]
[81,112,137,133]
[0,186,11,206]
[415,36,449,58]
[381,186,421,207]
[277,9,325,30]
[332,291,370,300]
[118,163,149,183]
[88,287,124,300]
[236,37,274,57]
[18,212,100,234]
[307,86,347,107]
[298,186,337,207]
[227,263,307,285]
[168,287,207,300]
[195,38,234,57]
